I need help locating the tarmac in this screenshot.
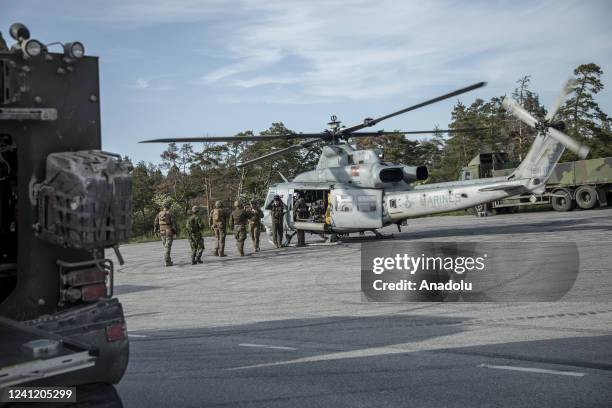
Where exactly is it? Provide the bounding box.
[111,208,612,407]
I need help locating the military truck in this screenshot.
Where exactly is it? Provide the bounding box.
[0,24,131,388]
[460,152,612,214]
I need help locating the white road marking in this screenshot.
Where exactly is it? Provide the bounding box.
[227,329,606,371]
[128,334,148,338]
[239,343,297,351]
[478,363,585,377]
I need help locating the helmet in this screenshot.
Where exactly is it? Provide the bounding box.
[250,199,258,206]
[274,195,281,200]
[215,200,222,208]
[234,200,242,208]
[191,206,199,213]
[163,199,172,208]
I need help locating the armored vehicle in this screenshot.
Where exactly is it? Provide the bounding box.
[460,152,612,214]
[0,23,132,387]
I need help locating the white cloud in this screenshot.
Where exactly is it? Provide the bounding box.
[135,78,150,89]
[132,75,176,91]
[195,0,612,103]
[38,0,612,105]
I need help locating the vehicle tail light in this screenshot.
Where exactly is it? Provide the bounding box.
[105,323,127,342]
[57,259,114,307]
[81,283,108,301]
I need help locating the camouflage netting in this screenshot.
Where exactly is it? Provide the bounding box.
[34,150,132,249]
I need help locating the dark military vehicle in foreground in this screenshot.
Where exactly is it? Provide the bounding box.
[0,23,132,388]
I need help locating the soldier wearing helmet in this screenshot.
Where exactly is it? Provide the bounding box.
[209,200,228,257]
[154,199,178,266]
[265,194,286,248]
[248,199,264,252]
[186,205,205,264]
[229,200,250,256]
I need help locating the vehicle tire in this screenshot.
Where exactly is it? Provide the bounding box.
[551,189,575,212]
[575,185,598,210]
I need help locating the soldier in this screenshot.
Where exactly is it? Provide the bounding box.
[265,195,286,248]
[310,199,325,222]
[154,200,177,266]
[248,199,264,252]
[229,200,250,256]
[293,192,310,247]
[209,201,228,257]
[186,205,205,265]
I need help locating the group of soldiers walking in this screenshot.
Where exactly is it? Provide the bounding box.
[153,199,265,266]
[153,192,315,266]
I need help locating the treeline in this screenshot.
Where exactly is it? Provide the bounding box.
[130,63,612,238]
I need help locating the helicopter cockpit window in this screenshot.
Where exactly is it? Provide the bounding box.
[336,195,353,212]
[357,195,377,212]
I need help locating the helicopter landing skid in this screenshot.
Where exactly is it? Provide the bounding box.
[372,229,394,239]
[326,230,394,243]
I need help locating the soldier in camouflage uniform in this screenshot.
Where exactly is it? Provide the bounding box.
[186,205,205,265]
[229,200,250,256]
[248,199,264,252]
[292,192,310,247]
[154,200,177,266]
[265,195,286,248]
[209,201,228,257]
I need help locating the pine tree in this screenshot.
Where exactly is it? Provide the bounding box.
[558,63,611,158]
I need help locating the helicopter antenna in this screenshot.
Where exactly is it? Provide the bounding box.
[278,171,289,182]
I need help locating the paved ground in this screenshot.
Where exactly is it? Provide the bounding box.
[111,208,612,407]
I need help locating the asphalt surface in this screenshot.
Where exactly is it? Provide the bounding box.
[111,208,612,407]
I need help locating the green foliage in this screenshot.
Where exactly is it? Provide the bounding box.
[558,63,612,159]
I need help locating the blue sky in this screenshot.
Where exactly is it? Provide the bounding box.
[2,0,611,164]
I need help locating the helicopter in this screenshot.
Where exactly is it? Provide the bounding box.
[141,79,589,244]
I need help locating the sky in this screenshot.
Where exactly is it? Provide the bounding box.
[1,0,611,164]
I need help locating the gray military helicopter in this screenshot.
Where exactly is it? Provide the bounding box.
[141,79,588,244]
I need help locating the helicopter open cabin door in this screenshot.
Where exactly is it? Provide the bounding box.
[330,187,383,230]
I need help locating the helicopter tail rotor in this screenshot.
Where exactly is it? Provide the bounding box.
[502,76,589,193]
[502,93,589,159]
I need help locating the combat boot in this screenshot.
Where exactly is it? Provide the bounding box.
[191,257,197,265]
[197,258,203,264]
[166,260,173,267]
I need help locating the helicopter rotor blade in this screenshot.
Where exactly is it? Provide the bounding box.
[502,97,538,128]
[545,77,577,121]
[139,133,326,144]
[340,82,487,134]
[237,138,321,168]
[346,128,489,137]
[547,127,589,159]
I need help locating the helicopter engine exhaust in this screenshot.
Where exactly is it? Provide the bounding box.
[402,165,428,183]
[378,165,428,183]
[379,167,404,183]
